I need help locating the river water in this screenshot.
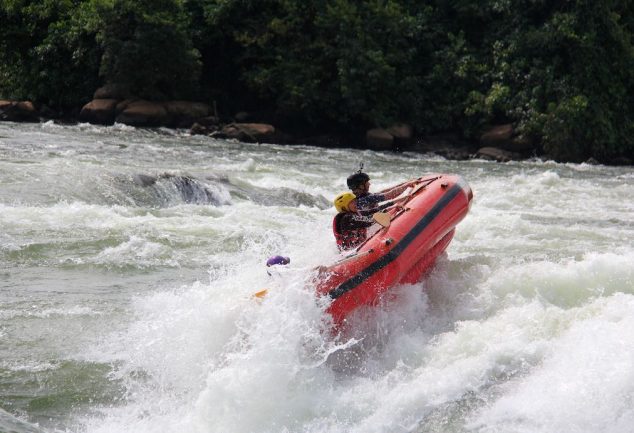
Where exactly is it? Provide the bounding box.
[1,121,633,433]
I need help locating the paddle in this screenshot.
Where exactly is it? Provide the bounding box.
[253,289,268,299]
[373,212,391,228]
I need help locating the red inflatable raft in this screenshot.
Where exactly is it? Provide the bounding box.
[316,174,473,326]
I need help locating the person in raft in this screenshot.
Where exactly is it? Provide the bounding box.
[332,170,417,251]
[332,192,376,251]
[346,170,415,213]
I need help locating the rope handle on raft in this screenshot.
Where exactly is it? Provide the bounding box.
[333,248,375,266]
[376,175,440,195]
[407,176,441,196]
[381,176,441,214]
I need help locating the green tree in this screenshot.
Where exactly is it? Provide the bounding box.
[199,0,423,132]
[85,0,202,100]
[0,0,101,110]
[460,0,634,161]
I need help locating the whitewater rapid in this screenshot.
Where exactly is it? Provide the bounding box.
[0,121,633,433]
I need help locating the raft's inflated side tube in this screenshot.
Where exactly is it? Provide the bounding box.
[316,174,473,326]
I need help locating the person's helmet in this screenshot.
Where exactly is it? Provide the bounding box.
[266,255,290,267]
[346,172,370,190]
[334,192,356,212]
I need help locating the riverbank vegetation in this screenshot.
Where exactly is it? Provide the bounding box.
[2,0,634,163]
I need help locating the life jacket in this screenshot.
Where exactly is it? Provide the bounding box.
[332,213,367,251]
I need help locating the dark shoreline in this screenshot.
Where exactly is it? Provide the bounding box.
[2,98,632,166]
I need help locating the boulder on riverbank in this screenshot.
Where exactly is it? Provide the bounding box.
[387,123,414,148]
[211,123,279,143]
[77,84,213,128]
[79,99,119,125]
[475,146,523,162]
[93,83,129,100]
[406,133,476,160]
[0,100,40,122]
[3,93,632,165]
[366,128,394,151]
[79,98,213,128]
[365,123,414,151]
[115,100,170,127]
[480,123,535,154]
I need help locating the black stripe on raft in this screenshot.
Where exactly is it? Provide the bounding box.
[329,183,462,299]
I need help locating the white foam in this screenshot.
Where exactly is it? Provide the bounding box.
[0,305,99,320]
[92,236,179,268]
[468,294,634,433]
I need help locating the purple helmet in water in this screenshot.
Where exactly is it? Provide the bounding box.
[266,255,290,267]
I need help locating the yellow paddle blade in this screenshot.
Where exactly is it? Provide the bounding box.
[373,212,391,228]
[253,289,268,299]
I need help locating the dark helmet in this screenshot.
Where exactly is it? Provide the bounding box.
[347,172,370,189]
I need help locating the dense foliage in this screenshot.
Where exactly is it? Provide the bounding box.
[2,0,634,162]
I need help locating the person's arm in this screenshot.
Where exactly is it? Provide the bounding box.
[377,200,396,211]
[381,181,416,200]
